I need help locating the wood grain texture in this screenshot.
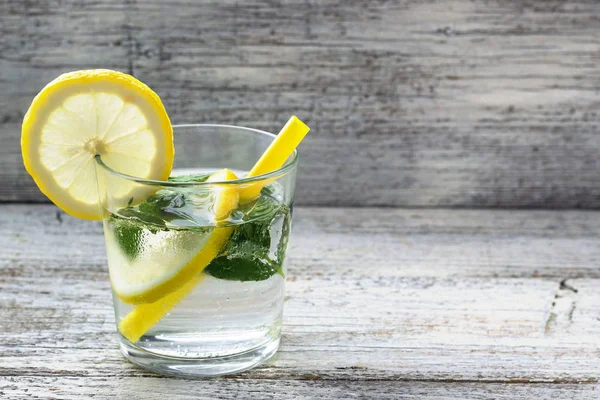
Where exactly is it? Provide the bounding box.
[1,0,600,207]
[1,378,599,400]
[1,205,599,398]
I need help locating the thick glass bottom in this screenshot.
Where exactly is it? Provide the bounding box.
[119,335,280,377]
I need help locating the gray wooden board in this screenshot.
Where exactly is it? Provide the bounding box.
[1,0,600,208]
[1,205,599,398]
[0,379,599,400]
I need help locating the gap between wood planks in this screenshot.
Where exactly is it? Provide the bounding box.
[0,368,597,385]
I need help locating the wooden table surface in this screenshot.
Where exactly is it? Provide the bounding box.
[1,204,598,398]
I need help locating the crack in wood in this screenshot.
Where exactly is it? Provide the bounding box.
[544,279,578,335]
[0,368,597,384]
[54,210,62,225]
[559,279,579,293]
[543,312,557,335]
[123,0,137,76]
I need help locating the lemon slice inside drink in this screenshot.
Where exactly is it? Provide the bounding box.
[21,69,174,220]
[107,168,239,305]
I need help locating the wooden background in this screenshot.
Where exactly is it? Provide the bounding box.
[2,1,600,397]
[1,0,599,208]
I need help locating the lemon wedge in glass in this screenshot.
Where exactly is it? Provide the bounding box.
[117,168,240,340]
[106,168,239,305]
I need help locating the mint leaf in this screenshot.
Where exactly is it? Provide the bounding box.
[204,257,279,281]
[117,207,166,228]
[205,188,291,282]
[111,181,291,280]
[233,218,272,248]
[111,186,212,258]
[235,186,284,223]
[276,209,292,268]
[134,189,211,227]
[138,191,187,222]
[110,217,144,260]
[168,173,211,183]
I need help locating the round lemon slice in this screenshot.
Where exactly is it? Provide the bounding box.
[107,168,240,305]
[22,69,174,220]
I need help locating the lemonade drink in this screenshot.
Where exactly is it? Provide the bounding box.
[104,171,291,359]
[21,69,308,376]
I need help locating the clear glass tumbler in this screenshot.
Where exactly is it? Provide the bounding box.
[95,124,297,377]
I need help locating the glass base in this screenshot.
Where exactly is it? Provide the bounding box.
[119,336,280,377]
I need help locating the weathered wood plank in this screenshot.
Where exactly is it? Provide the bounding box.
[1,0,600,207]
[0,377,598,400]
[1,205,599,398]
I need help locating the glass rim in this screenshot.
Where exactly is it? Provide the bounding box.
[95,123,299,186]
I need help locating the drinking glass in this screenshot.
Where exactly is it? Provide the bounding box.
[95,124,297,377]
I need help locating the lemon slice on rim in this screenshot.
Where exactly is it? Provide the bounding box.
[21,69,174,220]
[107,168,240,305]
